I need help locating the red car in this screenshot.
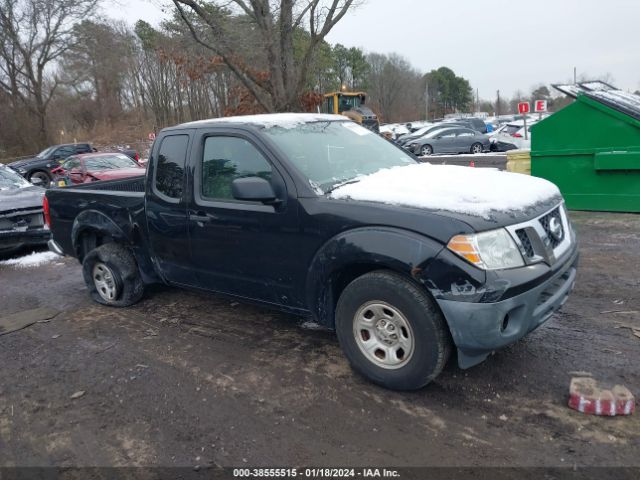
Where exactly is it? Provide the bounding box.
[51,152,145,185]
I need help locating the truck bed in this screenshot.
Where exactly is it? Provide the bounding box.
[61,176,146,193]
[46,176,147,258]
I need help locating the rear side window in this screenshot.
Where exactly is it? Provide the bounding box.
[155,135,189,200]
[75,144,91,153]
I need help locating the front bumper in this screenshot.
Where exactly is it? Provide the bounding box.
[0,228,51,253]
[437,245,579,368]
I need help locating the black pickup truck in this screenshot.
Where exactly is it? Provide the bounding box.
[45,114,578,390]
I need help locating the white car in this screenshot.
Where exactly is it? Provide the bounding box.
[380,123,410,140]
[491,120,538,151]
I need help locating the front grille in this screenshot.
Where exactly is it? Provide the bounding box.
[0,212,44,231]
[516,229,535,258]
[539,208,564,248]
[506,203,572,266]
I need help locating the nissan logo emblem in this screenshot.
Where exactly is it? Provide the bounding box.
[549,217,564,241]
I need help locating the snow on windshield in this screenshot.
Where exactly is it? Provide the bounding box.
[330,163,561,218]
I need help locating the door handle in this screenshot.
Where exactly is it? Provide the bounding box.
[189,211,213,223]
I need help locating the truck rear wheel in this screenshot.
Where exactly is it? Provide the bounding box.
[82,243,144,307]
[335,270,451,390]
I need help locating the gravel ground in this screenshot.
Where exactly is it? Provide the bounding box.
[0,212,638,472]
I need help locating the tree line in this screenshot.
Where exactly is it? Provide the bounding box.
[1,0,572,158]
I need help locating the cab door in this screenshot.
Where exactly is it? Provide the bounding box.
[186,129,302,307]
[145,130,197,286]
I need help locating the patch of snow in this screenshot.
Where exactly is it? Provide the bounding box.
[0,251,60,268]
[181,113,345,130]
[300,320,326,331]
[329,163,561,219]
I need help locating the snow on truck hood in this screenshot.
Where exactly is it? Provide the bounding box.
[329,163,561,219]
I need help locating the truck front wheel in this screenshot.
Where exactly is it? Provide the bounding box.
[82,243,144,307]
[335,271,451,390]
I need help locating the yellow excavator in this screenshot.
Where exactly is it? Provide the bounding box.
[321,91,380,132]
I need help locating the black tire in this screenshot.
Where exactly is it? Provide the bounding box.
[470,143,483,154]
[335,270,451,390]
[420,144,433,156]
[28,170,51,184]
[82,243,144,307]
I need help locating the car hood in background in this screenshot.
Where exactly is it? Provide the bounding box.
[7,157,39,169]
[0,185,45,213]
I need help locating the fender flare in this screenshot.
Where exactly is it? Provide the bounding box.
[305,227,445,328]
[71,209,131,255]
[70,209,158,283]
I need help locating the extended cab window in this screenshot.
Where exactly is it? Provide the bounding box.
[155,134,188,200]
[201,136,272,200]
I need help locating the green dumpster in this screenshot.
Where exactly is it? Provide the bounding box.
[531,84,640,212]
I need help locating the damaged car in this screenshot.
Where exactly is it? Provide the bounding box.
[0,164,50,255]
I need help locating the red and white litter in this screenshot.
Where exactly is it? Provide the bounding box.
[568,377,635,416]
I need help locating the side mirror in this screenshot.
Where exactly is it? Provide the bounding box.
[30,177,44,186]
[231,177,278,203]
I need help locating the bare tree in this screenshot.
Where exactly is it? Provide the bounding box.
[0,0,98,145]
[172,0,357,112]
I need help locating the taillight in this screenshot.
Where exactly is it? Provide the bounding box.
[135,152,139,161]
[43,195,51,228]
[512,133,522,138]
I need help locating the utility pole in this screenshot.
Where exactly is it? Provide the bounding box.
[574,67,577,84]
[496,90,501,117]
[425,83,429,121]
[476,88,479,114]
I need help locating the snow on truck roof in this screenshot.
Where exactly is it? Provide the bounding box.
[178,113,346,129]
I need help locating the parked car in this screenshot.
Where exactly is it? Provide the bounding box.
[46,113,578,390]
[407,127,491,156]
[444,117,488,133]
[51,152,145,186]
[7,143,94,184]
[396,123,459,146]
[492,120,538,151]
[0,164,49,255]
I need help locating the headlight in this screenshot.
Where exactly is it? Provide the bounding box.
[447,229,524,270]
[18,167,27,173]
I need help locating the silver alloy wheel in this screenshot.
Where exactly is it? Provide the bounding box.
[353,301,415,369]
[93,262,118,302]
[471,143,483,154]
[30,171,50,183]
[421,145,432,156]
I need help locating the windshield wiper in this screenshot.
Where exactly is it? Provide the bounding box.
[324,178,362,195]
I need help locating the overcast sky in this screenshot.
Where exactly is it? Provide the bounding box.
[106,0,640,99]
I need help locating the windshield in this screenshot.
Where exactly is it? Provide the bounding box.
[85,154,139,171]
[0,167,31,190]
[410,126,432,137]
[36,146,55,158]
[337,95,361,113]
[263,121,416,193]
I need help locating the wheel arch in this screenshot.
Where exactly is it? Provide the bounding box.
[306,227,445,329]
[72,210,159,283]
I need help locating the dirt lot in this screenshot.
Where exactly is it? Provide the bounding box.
[0,212,638,471]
